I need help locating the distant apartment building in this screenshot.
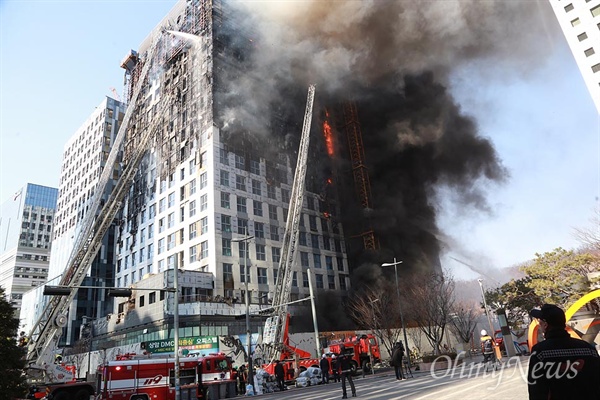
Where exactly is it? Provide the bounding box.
[106,0,349,340]
[20,97,127,345]
[550,0,600,113]
[0,183,57,320]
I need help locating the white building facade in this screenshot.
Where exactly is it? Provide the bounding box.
[20,97,127,344]
[550,0,600,113]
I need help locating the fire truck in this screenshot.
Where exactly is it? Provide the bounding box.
[327,334,381,374]
[96,353,236,400]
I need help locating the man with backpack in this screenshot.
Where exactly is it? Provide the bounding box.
[480,329,494,364]
[391,341,405,380]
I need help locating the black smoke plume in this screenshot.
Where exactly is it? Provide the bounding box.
[214,0,559,330]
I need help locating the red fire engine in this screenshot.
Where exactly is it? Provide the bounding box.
[327,334,381,374]
[95,353,236,399]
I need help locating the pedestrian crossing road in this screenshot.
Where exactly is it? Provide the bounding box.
[251,358,530,400]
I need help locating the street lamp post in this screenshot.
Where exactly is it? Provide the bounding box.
[477,279,496,343]
[368,298,379,376]
[232,228,254,394]
[381,258,410,367]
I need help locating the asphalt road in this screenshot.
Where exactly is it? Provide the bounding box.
[250,357,531,400]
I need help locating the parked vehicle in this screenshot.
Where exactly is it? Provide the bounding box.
[327,334,381,374]
[295,367,322,388]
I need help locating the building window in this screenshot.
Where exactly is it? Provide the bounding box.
[220,148,229,165]
[339,275,347,290]
[235,154,245,169]
[201,217,208,235]
[565,3,574,12]
[200,194,207,211]
[255,222,264,238]
[200,172,207,189]
[267,184,276,199]
[281,189,290,203]
[592,4,600,17]
[571,17,581,27]
[311,234,319,249]
[326,256,333,270]
[149,292,156,304]
[200,241,208,259]
[299,232,307,246]
[237,196,247,213]
[238,241,248,259]
[316,274,324,289]
[578,32,588,41]
[307,197,315,211]
[159,198,166,213]
[222,214,232,233]
[158,238,165,254]
[223,263,233,285]
[236,175,246,191]
[323,235,331,250]
[222,238,232,256]
[272,247,281,263]
[252,179,261,195]
[309,215,317,231]
[585,47,595,57]
[189,222,197,240]
[190,245,197,263]
[257,267,268,284]
[238,218,248,235]
[168,212,175,228]
[167,233,175,250]
[221,192,230,209]
[293,253,305,269]
[592,63,600,73]
[168,192,175,208]
[180,206,185,222]
[250,159,260,175]
[148,244,153,259]
[220,170,230,187]
[328,274,336,289]
[270,224,279,241]
[190,179,197,195]
[313,254,322,269]
[268,204,278,220]
[189,200,196,217]
[302,272,309,288]
[337,256,344,271]
[253,200,263,216]
[240,264,250,283]
[292,271,298,287]
[256,244,266,261]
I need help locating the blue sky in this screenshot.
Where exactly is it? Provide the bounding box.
[1,1,598,281]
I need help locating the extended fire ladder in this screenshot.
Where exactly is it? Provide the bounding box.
[262,85,315,361]
[26,32,168,382]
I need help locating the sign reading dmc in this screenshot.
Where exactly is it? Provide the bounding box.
[142,336,219,354]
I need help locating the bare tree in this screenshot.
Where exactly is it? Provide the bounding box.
[404,270,455,355]
[574,207,600,251]
[448,300,481,351]
[347,285,402,357]
[64,339,90,378]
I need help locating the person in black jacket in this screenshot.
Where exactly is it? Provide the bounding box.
[331,354,341,383]
[274,360,286,391]
[320,354,330,384]
[339,352,356,398]
[528,304,600,400]
[391,341,405,380]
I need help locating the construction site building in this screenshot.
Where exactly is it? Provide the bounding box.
[108,0,350,333]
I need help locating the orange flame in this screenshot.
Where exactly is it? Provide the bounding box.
[322,118,334,157]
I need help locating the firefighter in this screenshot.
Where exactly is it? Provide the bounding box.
[339,352,356,399]
[480,330,494,364]
[331,354,340,383]
[320,354,330,384]
[274,360,286,391]
[238,364,247,394]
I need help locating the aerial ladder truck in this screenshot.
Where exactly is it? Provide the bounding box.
[257,85,327,383]
[24,31,171,400]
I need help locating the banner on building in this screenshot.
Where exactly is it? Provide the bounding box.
[142,336,219,354]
